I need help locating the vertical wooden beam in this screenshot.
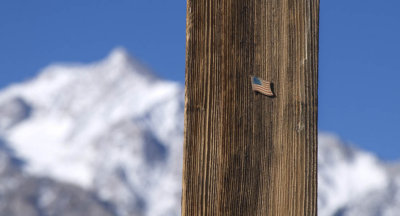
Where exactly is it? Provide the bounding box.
[182,0,319,215]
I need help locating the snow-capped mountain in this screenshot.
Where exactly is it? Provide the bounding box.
[0,48,184,216]
[0,48,398,216]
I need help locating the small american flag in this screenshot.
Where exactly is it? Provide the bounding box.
[251,76,274,96]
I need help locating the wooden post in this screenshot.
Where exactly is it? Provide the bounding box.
[182,0,318,215]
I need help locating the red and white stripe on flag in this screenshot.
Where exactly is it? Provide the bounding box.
[251,76,274,96]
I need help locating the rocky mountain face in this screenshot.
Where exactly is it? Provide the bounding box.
[0,48,398,216]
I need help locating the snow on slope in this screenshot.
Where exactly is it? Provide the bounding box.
[318,133,389,216]
[0,144,115,216]
[318,134,400,216]
[0,48,399,216]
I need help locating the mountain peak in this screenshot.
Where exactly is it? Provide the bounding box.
[101,47,156,80]
[106,47,131,64]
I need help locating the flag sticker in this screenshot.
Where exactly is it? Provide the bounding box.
[251,76,274,97]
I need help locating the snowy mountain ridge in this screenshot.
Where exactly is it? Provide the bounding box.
[318,134,396,216]
[0,48,399,216]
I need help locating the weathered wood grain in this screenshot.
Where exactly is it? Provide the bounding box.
[182,0,318,215]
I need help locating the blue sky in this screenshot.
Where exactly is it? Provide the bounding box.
[0,0,399,160]
[0,0,186,85]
